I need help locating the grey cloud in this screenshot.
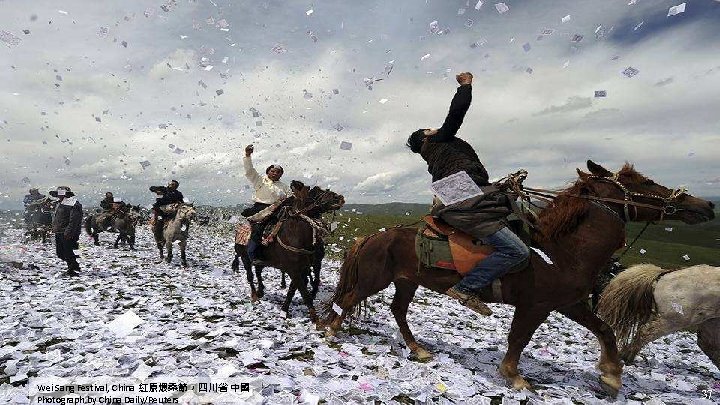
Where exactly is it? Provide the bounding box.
[534,96,594,116]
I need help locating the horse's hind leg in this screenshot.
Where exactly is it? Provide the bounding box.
[280,271,287,289]
[499,305,551,391]
[93,232,100,246]
[129,234,135,250]
[391,280,431,361]
[620,316,671,365]
[697,318,720,370]
[558,301,623,397]
[114,234,120,249]
[231,244,241,272]
[165,240,173,264]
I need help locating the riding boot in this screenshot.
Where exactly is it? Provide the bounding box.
[247,239,267,266]
[445,285,493,316]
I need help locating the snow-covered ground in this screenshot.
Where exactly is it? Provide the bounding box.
[1,223,718,404]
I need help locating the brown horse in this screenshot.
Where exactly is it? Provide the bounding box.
[231,182,344,319]
[321,161,715,397]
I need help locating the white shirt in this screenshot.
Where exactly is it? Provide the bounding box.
[243,156,291,204]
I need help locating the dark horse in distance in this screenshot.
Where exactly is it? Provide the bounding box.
[232,181,344,320]
[321,161,715,397]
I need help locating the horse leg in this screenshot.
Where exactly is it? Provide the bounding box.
[295,274,318,322]
[255,266,265,298]
[231,244,241,272]
[179,239,188,267]
[499,306,551,391]
[620,315,671,365]
[245,262,259,302]
[282,280,298,314]
[165,239,173,264]
[129,233,135,250]
[697,318,720,370]
[280,271,287,289]
[391,280,431,361]
[558,301,623,397]
[93,232,100,246]
[114,234,120,249]
[311,261,321,300]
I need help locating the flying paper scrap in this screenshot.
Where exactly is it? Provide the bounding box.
[431,171,483,205]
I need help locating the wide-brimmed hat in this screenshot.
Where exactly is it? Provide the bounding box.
[49,186,75,198]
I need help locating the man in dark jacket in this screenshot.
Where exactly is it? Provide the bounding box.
[50,186,83,276]
[149,180,184,242]
[406,72,529,316]
[95,192,115,230]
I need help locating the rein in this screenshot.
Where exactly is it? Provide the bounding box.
[271,191,340,255]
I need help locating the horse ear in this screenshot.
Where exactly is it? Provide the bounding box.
[576,168,590,180]
[586,160,613,177]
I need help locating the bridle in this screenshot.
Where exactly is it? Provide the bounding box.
[274,190,343,255]
[578,174,687,222]
[507,170,687,223]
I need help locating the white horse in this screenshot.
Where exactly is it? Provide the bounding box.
[154,203,197,267]
[597,264,720,369]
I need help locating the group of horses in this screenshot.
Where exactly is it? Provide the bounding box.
[84,203,198,266]
[23,161,716,397]
[229,161,717,398]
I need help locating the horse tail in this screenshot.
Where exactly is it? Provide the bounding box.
[321,236,370,325]
[596,264,676,351]
[84,215,93,235]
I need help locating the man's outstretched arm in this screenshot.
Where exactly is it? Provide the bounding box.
[433,72,473,142]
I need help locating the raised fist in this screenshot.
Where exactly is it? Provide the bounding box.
[245,144,254,157]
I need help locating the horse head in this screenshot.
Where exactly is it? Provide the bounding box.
[176,203,197,221]
[308,186,345,213]
[578,160,715,224]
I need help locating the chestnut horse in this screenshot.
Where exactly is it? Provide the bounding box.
[321,161,715,397]
[231,182,344,319]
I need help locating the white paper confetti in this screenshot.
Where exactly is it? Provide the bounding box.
[332,303,343,315]
[420,53,431,61]
[682,254,690,261]
[379,98,388,104]
[306,9,314,16]
[431,171,483,205]
[622,66,639,78]
[594,90,607,98]
[106,310,143,337]
[495,3,509,14]
[475,1,484,10]
[561,15,571,23]
[667,3,686,17]
[339,141,352,150]
[0,30,21,47]
[531,247,554,264]
[639,248,647,254]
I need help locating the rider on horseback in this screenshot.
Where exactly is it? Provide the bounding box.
[95,192,116,230]
[149,180,185,242]
[406,71,529,316]
[23,188,46,223]
[243,144,291,265]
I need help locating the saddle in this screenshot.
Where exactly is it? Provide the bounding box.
[415,215,494,275]
[235,203,287,246]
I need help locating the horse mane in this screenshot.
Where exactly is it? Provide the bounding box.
[536,179,591,241]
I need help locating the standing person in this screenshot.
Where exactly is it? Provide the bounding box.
[242,144,291,264]
[406,72,529,316]
[49,186,83,276]
[95,192,115,230]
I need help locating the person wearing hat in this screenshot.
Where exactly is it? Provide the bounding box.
[242,144,291,264]
[149,180,185,242]
[50,186,83,276]
[95,192,116,230]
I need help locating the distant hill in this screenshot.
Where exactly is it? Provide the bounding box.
[341,202,431,216]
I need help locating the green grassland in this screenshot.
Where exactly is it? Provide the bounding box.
[325,202,719,268]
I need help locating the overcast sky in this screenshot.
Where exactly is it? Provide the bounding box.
[1,0,719,209]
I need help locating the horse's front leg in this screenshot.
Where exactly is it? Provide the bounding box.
[179,239,188,267]
[281,280,298,314]
[255,266,265,298]
[280,271,287,289]
[296,273,318,323]
[558,301,623,397]
[114,234,121,249]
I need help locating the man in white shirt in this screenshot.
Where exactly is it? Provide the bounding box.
[243,144,291,264]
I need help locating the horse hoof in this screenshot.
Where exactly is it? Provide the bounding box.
[511,377,532,391]
[599,375,621,398]
[251,292,259,302]
[412,347,434,362]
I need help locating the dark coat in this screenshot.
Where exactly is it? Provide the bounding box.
[100,197,113,211]
[150,186,184,208]
[420,84,490,187]
[432,186,512,239]
[52,199,83,239]
[24,193,45,207]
